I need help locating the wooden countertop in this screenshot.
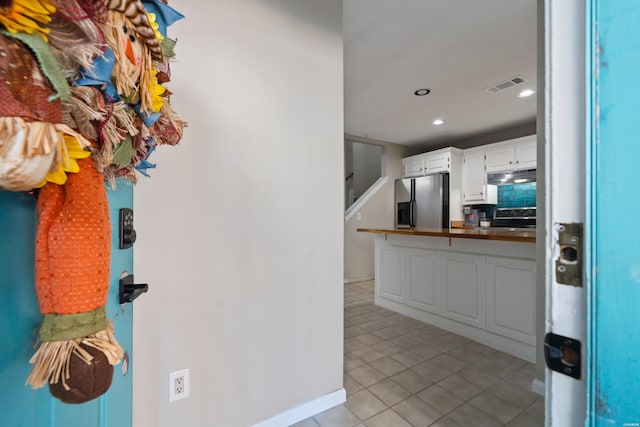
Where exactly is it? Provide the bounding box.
[357,227,536,243]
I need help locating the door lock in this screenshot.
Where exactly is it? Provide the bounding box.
[119,208,136,249]
[555,222,583,286]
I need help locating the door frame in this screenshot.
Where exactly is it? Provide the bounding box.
[545,0,640,424]
[544,0,588,425]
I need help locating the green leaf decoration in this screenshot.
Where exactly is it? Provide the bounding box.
[0,30,71,101]
[162,37,178,58]
[112,136,134,168]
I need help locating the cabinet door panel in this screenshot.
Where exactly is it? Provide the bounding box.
[378,246,404,302]
[485,145,515,172]
[403,156,424,177]
[406,249,439,313]
[462,151,486,202]
[486,257,536,344]
[441,253,484,327]
[514,141,537,170]
[424,153,449,173]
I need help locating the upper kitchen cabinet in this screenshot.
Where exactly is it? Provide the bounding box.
[485,135,537,173]
[462,148,497,204]
[424,147,461,174]
[402,155,425,177]
[402,147,462,178]
[514,136,537,169]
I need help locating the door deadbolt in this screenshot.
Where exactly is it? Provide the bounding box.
[119,208,136,249]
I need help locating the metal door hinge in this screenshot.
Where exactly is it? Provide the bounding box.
[544,332,581,379]
[555,222,583,286]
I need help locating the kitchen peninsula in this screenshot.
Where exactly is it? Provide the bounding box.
[358,228,537,362]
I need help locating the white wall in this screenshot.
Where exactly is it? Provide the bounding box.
[133,1,344,426]
[352,141,382,198]
[344,136,405,282]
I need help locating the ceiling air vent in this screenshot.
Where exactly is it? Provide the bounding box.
[483,75,528,94]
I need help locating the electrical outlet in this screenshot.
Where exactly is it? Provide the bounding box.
[169,369,190,402]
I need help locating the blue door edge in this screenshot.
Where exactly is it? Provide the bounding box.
[585,0,597,425]
[585,1,640,424]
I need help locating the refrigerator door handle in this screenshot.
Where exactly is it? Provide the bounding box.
[410,200,416,228]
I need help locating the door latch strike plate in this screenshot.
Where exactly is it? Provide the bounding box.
[544,332,581,379]
[555,222,583,286]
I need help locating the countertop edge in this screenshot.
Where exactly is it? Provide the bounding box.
[356,228,536,243]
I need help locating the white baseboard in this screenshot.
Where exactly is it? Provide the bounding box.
[251,388,346,427]
[531,378,545,396]
[344,276,374,284]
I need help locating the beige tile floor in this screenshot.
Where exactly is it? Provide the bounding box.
[293,280,544,427]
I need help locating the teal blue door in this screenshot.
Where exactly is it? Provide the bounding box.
[0,182,133,426]
[588,0,640,424]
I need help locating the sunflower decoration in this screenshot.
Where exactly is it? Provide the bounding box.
[0,0,56,41]
[36,133,93,187]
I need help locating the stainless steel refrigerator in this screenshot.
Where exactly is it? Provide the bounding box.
[394,174,449,228]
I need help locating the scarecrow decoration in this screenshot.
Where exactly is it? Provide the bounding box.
[0,0,185,403]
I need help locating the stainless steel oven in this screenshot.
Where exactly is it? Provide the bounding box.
[493,207,536,229]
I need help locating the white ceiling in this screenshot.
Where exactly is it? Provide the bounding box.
[344,0,537,150]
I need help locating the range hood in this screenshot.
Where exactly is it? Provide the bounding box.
[487,168,537,185]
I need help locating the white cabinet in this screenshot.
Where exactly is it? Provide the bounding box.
[486,257,536,344]
[402,147,462,178]
[377,246,404,302]
[406,248,439,314]
[423,151,449,174]
[402,156,425,177]
[485,143,515,172]
[461,149,497,204]
[514,138,537,170]
[484,135,537,173]
[377,246,439,313]
[440,252,485,328]
[373,235,537,362]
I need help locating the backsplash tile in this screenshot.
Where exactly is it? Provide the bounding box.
[497,182,536,208]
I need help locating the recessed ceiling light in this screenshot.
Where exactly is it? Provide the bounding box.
[432,119,444,126]
[514,178,529,183]
[414,88,431,96]
[517,89,536,98]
